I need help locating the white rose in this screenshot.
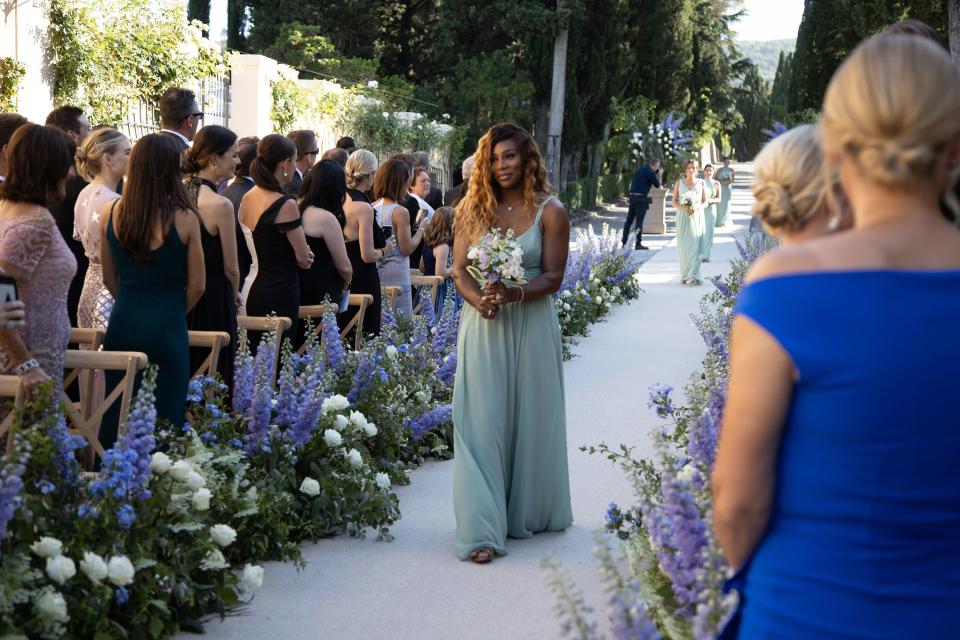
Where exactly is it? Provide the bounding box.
[333,414,350,431]
[107,555,135,586]
[242,564,264,591]
[323,429,343,447]
[382,111,389,118]
[169,460,193,482]
[363,422,378,437]
[385,345,398,359]
[45,555,76,585]
[415,390,431,404]
[321,394,349,415]
[367,79,379,89]
[210,524,237,548]
[299,477,320,496]
[150,451,172,474]
[346,448,363,468]
[562,290,571,298]
[595,296,603,304]
[79,552,108,584]
[34,590,69,623]
[186,472,206,491]
[349,411,368,427]
[192,487,212,511]
[375,472,391,490]
[30,536,63,559]
[201,548,229,570]
[605,302,611,308]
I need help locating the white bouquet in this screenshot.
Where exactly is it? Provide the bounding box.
[466,228,527,285]
[678,193,696,214]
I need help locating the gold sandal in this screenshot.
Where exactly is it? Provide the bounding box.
[469,546,497,564]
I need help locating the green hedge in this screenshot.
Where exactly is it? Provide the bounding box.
[559,172,632,211]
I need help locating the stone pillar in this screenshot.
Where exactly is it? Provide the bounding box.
[643,187,667,235]
[229,53,280,138]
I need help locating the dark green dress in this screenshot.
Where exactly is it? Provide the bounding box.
[100,213,189,449]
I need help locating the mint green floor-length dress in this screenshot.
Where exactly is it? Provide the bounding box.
[676,179,705,284]
[700,178,718,261]
[452,197,573,560]
[715,166,734,227]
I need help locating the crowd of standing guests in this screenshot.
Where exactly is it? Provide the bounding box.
[0,86,463,458]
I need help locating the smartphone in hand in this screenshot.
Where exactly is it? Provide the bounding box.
[0,275,18,303]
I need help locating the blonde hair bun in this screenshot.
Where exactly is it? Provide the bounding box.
[751,124,829,231]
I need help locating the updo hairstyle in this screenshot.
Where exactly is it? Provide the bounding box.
[344,149,378,190]
[751,124,830,231]
[76,127,129,181]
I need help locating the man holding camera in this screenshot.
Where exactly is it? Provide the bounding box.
[623,157,661,250]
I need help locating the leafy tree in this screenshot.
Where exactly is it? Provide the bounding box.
[730,63,770,159]
[188,0,210,25]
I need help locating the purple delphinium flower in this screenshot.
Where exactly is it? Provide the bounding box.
[605,502,623,528]
[418,286,436,326]
[647,384,674,419]
[285,359,327,449]
[233,331,255,415]
[688,387,724,471]
[404,404,453,441]
[610,582,663,640]
[244,335,278,456]
[348,346,383,403]
[437,353,457,386]
[381,300,397,331]
[115,587,129,605]
[761,121,789,141]
[321,306,345,375]
[273,347,301,427]
[0,459,25,543]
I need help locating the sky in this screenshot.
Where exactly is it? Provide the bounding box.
[205,0,807,47]
[733,0,805,41]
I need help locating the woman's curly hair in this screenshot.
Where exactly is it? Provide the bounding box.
[456,123,551,244]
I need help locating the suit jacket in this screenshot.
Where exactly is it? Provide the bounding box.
[426,185,443,210]
[223,177,255,285]
[285,170,303,197]
[159,130,190,154]
[49,175,89,327]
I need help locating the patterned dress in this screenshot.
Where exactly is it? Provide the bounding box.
[374,200,413,318]
[0,207,77,382]
[74,182,120,328]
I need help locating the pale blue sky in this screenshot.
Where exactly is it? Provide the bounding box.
[204,0,806,47]
[734,0,805,41]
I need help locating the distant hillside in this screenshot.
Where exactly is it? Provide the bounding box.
[737,38,797,81]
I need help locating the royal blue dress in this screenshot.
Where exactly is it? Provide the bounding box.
[730,270,960,639]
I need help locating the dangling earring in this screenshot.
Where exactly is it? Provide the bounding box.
[826,211,842,232]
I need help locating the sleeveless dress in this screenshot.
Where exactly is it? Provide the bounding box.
[0,208,76,383]
[240,195,300,349]
[452,197,573,560]
[676,178,705,283]
[700,178,718,262]
[726,271,960,639]
[298,218,346,347]
[715,166,734,227]
[185,178,237,389]
[74,182,119,328]
[422,242,453,317]
[100,212,188,449]
[342,189,385,336]
[374,200,413,318]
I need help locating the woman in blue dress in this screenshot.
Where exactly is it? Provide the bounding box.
[713,34,960,638]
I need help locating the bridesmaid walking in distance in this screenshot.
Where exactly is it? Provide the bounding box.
[715,157,735,227]
[99,134,205,447]
[700,164,721,262]
[451,123,573,563]
[182,125,242,387]
[673,159,707,285]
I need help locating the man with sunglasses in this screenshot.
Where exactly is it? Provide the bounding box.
[158,87,202,153]
[285,129,319,196]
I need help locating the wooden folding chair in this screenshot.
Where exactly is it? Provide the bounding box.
[62,350,149,465]
[69,327,106,351]
[411,275,444,315]
[237,315,292,371]
[296,304,329,356]
[188,331,231,378]
[382,286,402,311]
[342,294,373,350]
[66,327,107,417]
[0,376,25,454]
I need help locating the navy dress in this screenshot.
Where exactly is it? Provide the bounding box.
[730,271,960,638]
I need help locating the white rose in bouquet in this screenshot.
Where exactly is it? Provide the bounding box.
[186,472,206,491]
[363,422,378,437]
[149,451,172,474]
[349,411,368,427]
[34,590,69,623]
[192,487,212,511]
[169,460,193,482]
[45,555,76,585]
[80,552,108,584]
[321,394,350,414]
[375,472,391,490]
[210,524,237,548]
[30,536,63,559]
[107,556,135,586]
[299,477,321,496]
[346,448,363,469]
[334,414,350,431]
[242,564,264,591]
[323,429,343,447]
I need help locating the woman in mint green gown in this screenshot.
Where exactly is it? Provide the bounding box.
[715,158,735,227]
[700,164,720,262]
[673,159,706,285]
[451,123,573,563]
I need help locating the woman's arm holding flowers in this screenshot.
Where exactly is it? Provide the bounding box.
[452,221,499,319]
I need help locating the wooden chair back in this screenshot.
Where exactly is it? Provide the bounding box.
[382,286,402,311]
[411,275,444,315]
[188,331,231,379]
[0,376,24,454]
[237,315,292,371]
[342,294,373,350]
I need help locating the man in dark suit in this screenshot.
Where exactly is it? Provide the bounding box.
[624,158,662,250]
[444,155,475,208]
[158,87,202,153]
[285,130,318,196]
[223,136,259,284]
[45,106,91,328]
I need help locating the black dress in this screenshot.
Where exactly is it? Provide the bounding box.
[341,188,385,336]
[297,229,345,347]
[241,194,301,349]
[185,178,238,389]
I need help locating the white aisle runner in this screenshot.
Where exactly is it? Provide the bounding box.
[193,166,754,640]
